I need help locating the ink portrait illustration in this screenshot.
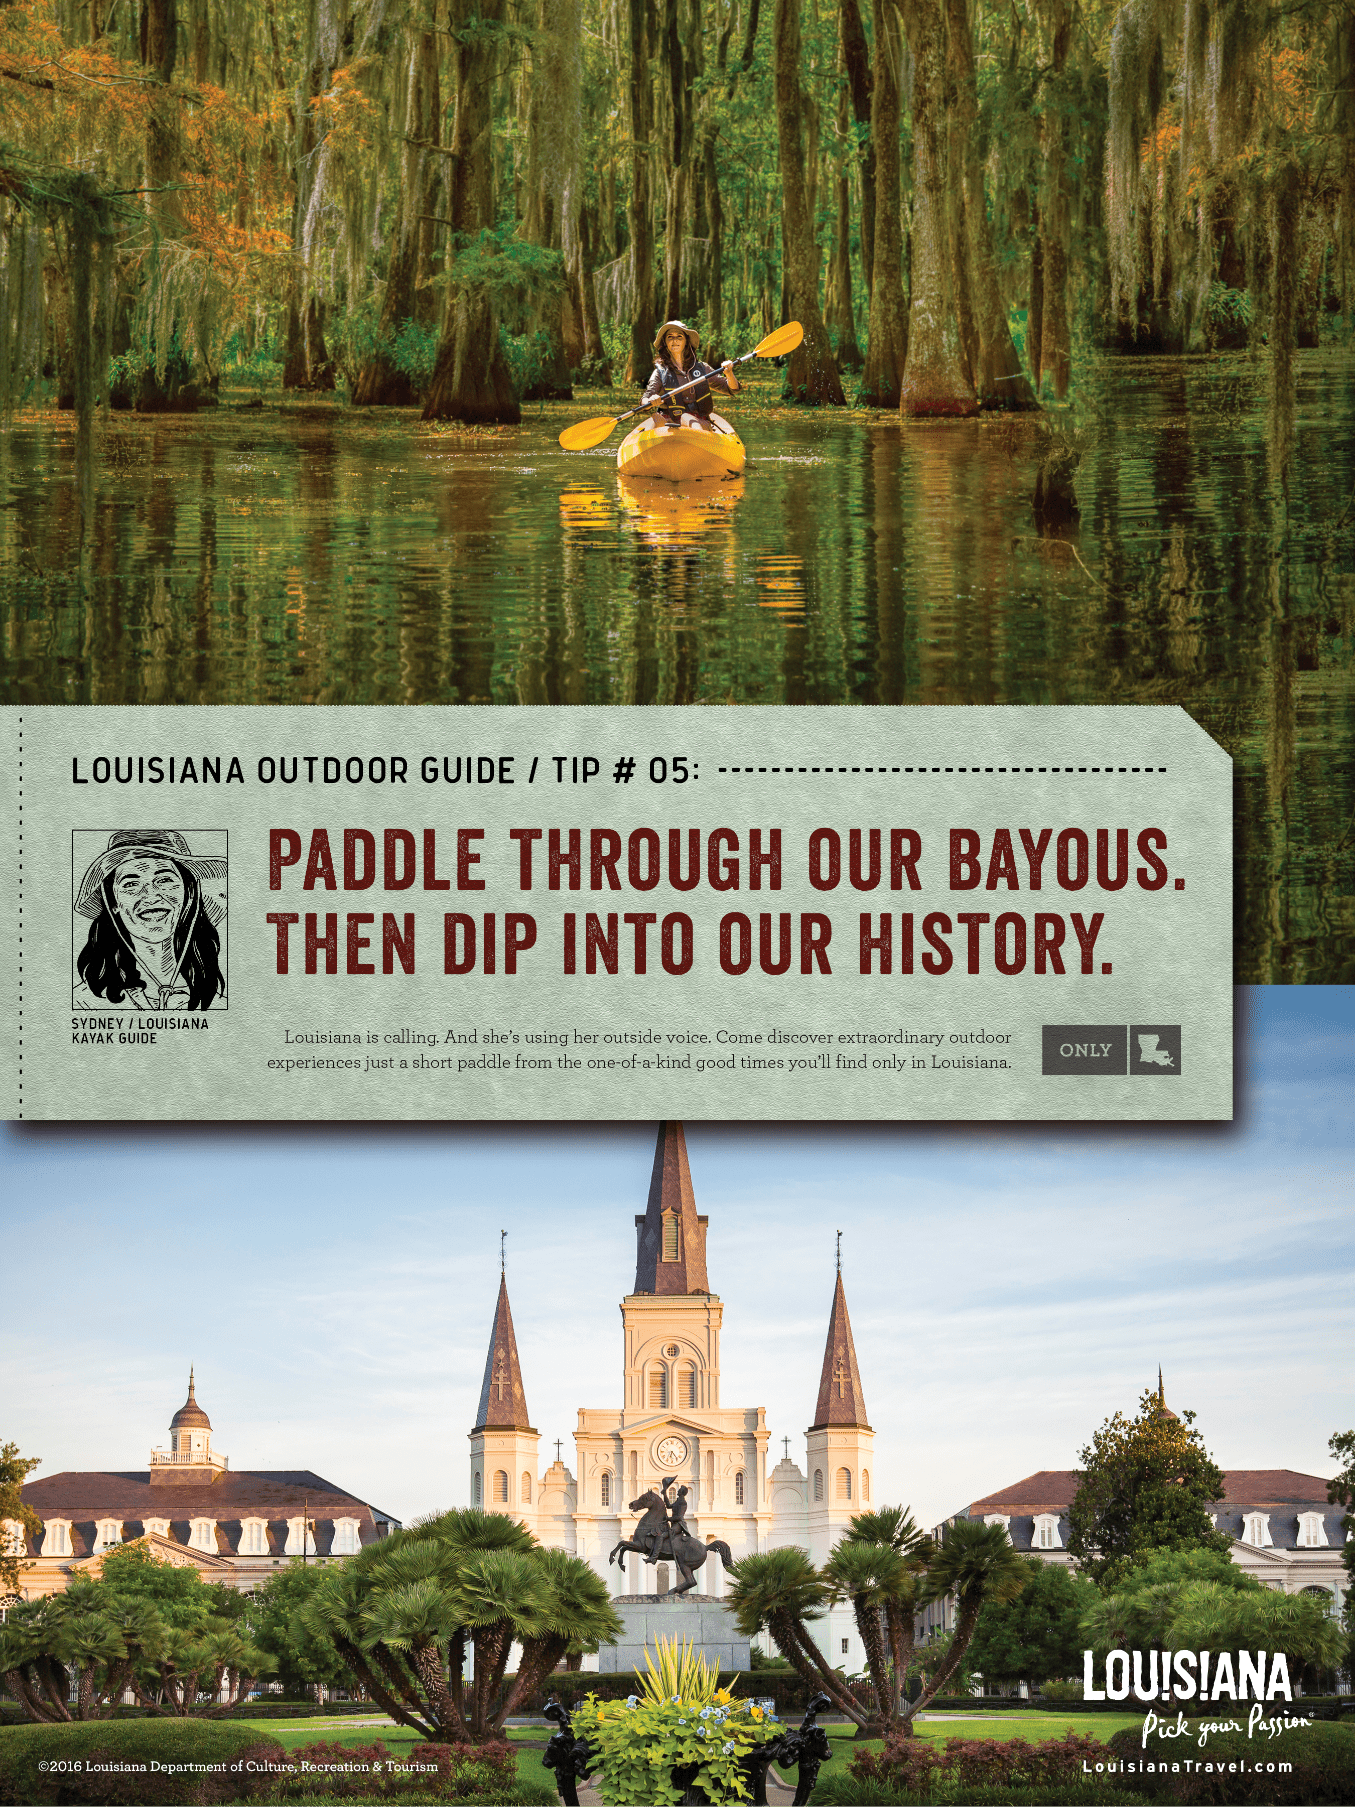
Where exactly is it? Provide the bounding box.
[71,830,228,1013]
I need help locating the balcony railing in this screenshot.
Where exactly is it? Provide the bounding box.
[149,1448,229,1471]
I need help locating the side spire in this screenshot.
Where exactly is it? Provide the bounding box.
[474,1272,533,1431]
[811,1269,869,1429]
[633,1121,710,1295]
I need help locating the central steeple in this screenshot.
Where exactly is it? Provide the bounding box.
[633,1121,710,1295]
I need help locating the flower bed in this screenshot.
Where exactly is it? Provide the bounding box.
[567,1692,782,1805]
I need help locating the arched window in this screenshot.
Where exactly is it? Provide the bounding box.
[1242,1512,1272,1547]
[600,1471,612,1507]
[189,1519,216,1553]
[861,1470,870,1502]
[1297,1513,1329,1548]
[241,1519,268,1555]
[735,1470,745,1505]
[144,1518,169,1540]
[493,1470,509,1503]
[662,1213,681,1261]
[648,1367,668,1408]
[680,1366,698,1409]
[331,1519,361,1556]
[836,1468,852,1501]
[629,1450,639,1486]
[43,1521,71,1557]
[813,1469,824,1502]
[1033,1514,1062,1550]
[97,1519,122,1550]
[521,1472,533,1504]
[473,1471,482,1505]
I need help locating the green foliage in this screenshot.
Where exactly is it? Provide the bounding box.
[302,1509,620,1742]
[846,1731,1131,1804]
[264,1736,525,1801]
[0,1443,40,1596]
[0,1719,283,1804]
[567,1688,781,1806]
[1081,1547,1343,1678]
[1039,1679,1086,1702]
[967,1559,1098,1693]
[499,328,554,399]
[1107,1717,1355,1803]
[245,1563,349,1697]
[1067,1389,1230,1587]
[1327,1430,1355,1679]
[747,1647,792,1671]
[810,1782,1151,1806]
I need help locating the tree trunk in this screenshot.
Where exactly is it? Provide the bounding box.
[859,0,907,405]
[853,1594,895,1724]
[422,0,521,422]
[839,0,875,291]
[898,0,977,414]
[946,0,1038,406]
[354,22,440,404]
[625,0,657,382]
[773,0,846,401]
[825,82,864,367]
[901,1593,981,1724]
[1037,0,1073,398]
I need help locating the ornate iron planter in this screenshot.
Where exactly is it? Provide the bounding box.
[543,1691,833,1807]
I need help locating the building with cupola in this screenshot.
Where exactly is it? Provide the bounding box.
[8,1372,399,1601]
[467,1120,876,1670]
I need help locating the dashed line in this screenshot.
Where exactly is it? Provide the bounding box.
[715,764,1171,775]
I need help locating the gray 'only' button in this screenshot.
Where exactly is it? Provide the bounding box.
[1041,1026,1128,1075]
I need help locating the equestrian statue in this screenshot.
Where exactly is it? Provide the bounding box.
[607,1476,734,1596]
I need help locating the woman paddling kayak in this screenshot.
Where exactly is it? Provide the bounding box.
[644,320,740,433]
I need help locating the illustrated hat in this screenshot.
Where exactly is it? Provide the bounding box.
[653,319,701,358]
[74,830,228,924]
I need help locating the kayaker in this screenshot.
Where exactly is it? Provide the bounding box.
[643,321,740,434]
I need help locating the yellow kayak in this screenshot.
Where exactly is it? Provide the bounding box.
[617,419,746,481]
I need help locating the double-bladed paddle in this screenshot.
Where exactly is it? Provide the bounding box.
[557,320,805,451]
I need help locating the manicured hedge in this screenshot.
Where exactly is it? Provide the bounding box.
[0,1720,285,1805]
[266,1738,551,1802]
[523,1668,868,1717]
[1105,1717,1355,1803]
[809,1783,1152,1806]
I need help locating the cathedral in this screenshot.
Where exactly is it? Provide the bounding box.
[468,1120,876,1670]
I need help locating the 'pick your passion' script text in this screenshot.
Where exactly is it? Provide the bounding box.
[259,824,1186,982]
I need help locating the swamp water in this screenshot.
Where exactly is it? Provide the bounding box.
[1,353,1351,982]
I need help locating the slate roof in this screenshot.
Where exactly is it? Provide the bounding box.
[633,1121,710,1296]
[968,1468,1337,1515]
[474,1274,534,1432]
[965,1469,1346,1555]
[18,1470,396,1557]
[811,1272,870,1430]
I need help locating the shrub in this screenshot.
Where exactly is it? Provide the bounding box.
[1041,1680,1085,1703]
[568,1691,781,1806]
[0,1721,283,1804]
[266,1738,520,1801]
[851,1732,1108,1795]
[1105,1717,1355,1803]
[811,1783,1152,1806]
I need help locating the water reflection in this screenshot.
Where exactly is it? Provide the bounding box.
[1,352,1352,981]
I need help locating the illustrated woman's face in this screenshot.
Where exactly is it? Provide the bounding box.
[111,857,185,941]
[664,329,688,360]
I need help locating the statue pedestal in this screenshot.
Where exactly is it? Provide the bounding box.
[597,1594,751,1674]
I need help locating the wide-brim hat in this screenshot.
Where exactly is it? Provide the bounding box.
[75,830,228,924]
[654,319,701,358]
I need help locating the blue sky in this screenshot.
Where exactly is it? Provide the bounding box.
[3,987,1350,1534]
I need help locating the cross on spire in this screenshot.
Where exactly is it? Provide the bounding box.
[501,1229,507,1274]
[836,1230,842,1274]
[812,1269,870,1430]
[782,1436,791,1461]
[555,1439,563,1463]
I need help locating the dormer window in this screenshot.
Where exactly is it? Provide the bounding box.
[1297,1512,1329,1548]
[662,1213,681,1262]
[144,1518,170,1540]
[2,1519,26,1559]
[188,1519,216,1553]
[1242,1513,1273,1547]
[41,1520,71,1557]
[241,1519,268,1555]
[1033,1514,1062,1550]
[331,1518,361,1556]
[284,1517,316,1556]
[984,1514,1012,1541]
[97,1519,123,1551]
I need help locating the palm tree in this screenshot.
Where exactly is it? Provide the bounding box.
[726,1547,866,1726]
[900,1520,1029,1728]
[822,1539,915,1727]
[842,1506,933,1720]
[304,1507,620,1742]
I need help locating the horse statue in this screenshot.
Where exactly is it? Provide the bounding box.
[607,1477,735,1596]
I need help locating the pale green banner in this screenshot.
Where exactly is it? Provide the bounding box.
[1,705,1232,1120]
